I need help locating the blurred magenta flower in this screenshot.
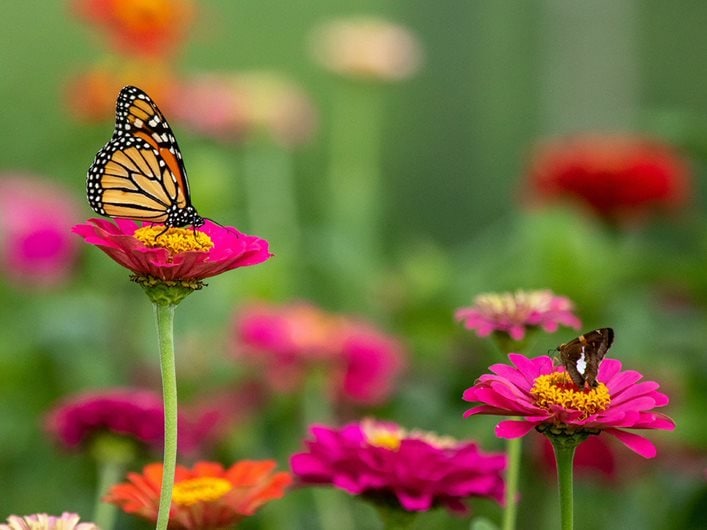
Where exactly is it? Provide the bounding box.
[105,460,292,529]
[309,16,423,81]
[46,388,201,454]
[526,134,691,224]
[291,418,506,514]
[72,0,194,57]
[0,513,98,530]
[72,219,271,285]
[463,354,675,458]
[455,289,581,341]
[232,301,405,405]
[173,72,318,147]
[0,175,80,288]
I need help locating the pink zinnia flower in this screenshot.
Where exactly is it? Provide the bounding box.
[456,289,581,341]
[291,419,506,514]
[46,388,200,453]
[526,134,691,224]
[463,354,675,458]
[0,175,80,287]
[172,72,318,147]
[72,219,270,284]
[232,302,405,405]
[0,513,98,530]
[105,460,292,530]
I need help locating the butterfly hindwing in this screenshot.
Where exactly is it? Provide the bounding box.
[556,328,614,389]
[86,85,203,228]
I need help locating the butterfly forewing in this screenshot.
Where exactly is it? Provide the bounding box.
[86,85,203,228]
[556,328,614,389]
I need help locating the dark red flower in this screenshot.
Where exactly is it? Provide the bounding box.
[526,135,691,223]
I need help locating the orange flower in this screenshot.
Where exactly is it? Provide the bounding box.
[73,0,194,57]
[105,461,292,529]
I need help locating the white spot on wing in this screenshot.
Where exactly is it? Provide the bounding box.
[576,349,587,375]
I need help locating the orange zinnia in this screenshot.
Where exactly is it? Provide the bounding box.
[105,460,292,529]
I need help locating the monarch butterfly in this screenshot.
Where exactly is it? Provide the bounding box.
[86,85,204,229]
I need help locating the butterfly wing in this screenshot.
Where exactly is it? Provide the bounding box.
[86,85,202,228]
[558,328,614,389]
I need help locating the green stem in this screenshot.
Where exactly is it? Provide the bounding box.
[325,81,384,307]
[242,138,300,295]
[154,302,178,530]
[92,459,124,530]
[374,503,417,530]
[551,438,577,530]
[501,433,522,530]
[303,370,354,530]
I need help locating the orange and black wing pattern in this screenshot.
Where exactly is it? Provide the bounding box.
[86,85,203,228]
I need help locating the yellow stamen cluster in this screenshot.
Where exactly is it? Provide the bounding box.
[361,418,459,451]
[134,226,214,255]
[531,372,610,417]
[474,290,553,323]
[172,477,232,506]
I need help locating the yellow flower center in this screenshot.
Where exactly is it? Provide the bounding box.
[531,372,611,417]
[134,226,214,255]
[361,418,459,451]
[172,477,232,506]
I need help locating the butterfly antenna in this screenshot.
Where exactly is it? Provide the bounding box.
[203,217,240,239]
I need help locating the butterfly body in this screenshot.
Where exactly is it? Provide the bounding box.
[87,85,204,229]
[556,328,614,389]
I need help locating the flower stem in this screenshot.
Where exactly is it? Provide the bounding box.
[92,459,123,530]
[325,81,384,307]
[550,437,577,530]
[501,432,522,530]
[242,137,301,295]
[154,302,178,530]
[374,503,417,530]
[303,369,354,530]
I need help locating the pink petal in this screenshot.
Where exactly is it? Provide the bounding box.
[604,428,657,458]
[495,420,538,439]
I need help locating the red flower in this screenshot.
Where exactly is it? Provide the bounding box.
[526,135,691,223]
[72,218,271,283]
[105,460,292,529]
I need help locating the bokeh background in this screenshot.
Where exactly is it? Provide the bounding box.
[0,1,705,529]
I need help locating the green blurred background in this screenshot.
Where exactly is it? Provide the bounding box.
[0,1,705,529]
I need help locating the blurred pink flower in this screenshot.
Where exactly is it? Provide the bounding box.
[463,354,675,458]
[309,17,423,81]
[0,513,98,530]
[456,289,581,341]
[72,218,270,283]
[526,134,691,224]
[172,72,318,147]
[232,302,405,406]
[72,0,195,58]
[46,388,202,454]
[291,419,505,514]
[0,175,80,288]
